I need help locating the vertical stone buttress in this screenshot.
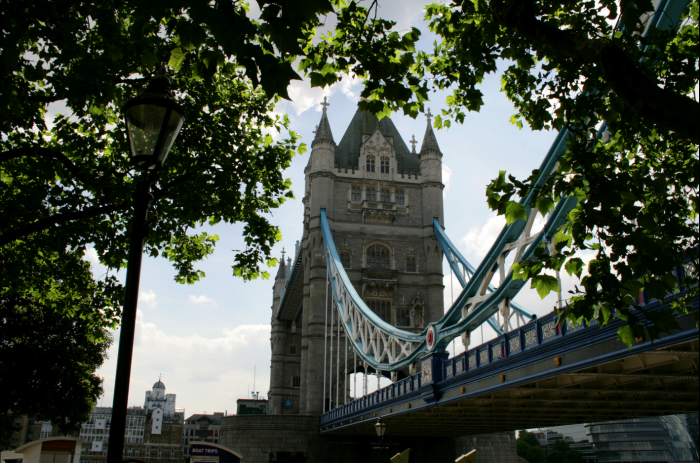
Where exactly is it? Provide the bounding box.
[269,255,287,414]
[419,116,446,323]
[301,102,336,415]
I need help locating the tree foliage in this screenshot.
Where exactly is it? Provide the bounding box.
[303,0,699,345]
[0,239,116,440]
[0,0,339,435]
[517,431,546,463]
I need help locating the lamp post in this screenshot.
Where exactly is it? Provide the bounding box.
[374,417,388,457]
[107,69,185,463]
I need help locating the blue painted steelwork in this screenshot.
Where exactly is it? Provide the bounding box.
[433,218,535,327]
[317,0,690,373]
[319,289,699,429]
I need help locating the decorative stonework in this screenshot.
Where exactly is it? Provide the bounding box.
[468,354,476,369]
[525,329,537,347]
[421,359,432,383]
[542,321,556,341]
[509,336,521,353]
[479,349,489,365]
[445,363,453,378]
[491,344,502,360]
[455,358,464,374]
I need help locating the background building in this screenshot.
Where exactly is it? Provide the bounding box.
[77,378,184,463]
[535,414,699,463]
[181,413,224,461]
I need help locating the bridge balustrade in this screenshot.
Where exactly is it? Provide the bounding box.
[319,310,602,425]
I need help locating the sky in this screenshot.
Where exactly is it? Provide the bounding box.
[85,0,594,416]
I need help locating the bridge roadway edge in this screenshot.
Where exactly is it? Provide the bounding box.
[319,294,699,436]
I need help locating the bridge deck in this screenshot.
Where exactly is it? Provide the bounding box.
[319,295,699,436]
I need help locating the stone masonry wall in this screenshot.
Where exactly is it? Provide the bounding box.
[220,415,325,463]
[454,432,519,463]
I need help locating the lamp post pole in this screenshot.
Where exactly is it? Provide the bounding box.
[107,173,153,463]
[106,68,186,463]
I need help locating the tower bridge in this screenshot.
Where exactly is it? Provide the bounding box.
[218,3,699,458]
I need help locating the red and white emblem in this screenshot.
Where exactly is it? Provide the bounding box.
[426,325,437,351]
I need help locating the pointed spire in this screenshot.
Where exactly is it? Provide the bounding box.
[313,96,336,147]
[420,109,441,155]
[410,135,417,153]
[275,248,287,280]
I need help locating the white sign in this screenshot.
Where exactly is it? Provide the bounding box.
[91,441,104,452]
[95,419,106,430]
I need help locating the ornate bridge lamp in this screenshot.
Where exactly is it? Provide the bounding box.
[374,417,388,455]
[107,70,186,463]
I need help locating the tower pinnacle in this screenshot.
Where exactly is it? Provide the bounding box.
[313,97,335,147]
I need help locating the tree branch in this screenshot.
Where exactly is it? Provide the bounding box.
[0,204,126,247]
[490,0,700,144]
[0,147,91,185]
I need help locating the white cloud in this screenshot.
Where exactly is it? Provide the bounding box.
[285,73,361,116]
[459,212,507,261]
[97,312,271,413]
[442,164,453,197]
[83,247,100,265]
[139,290,158,310]
[189,295,219,309]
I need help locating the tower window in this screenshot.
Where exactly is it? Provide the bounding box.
[367,300,391,323]
[367,244,390,270]
[289,344,297,355]
[292,375,301,388]
[406,257,417,272]
[395,190,405,205]
[380,157,390,174]
[396,308,411,327]
[380,189,390,202]
[366,156,375,172]
[351,186,361,201]
[366,187,376,201]
[339,252,351,269]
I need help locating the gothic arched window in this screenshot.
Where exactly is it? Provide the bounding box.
[339,252,351,268]
[395,190,405,205]
[406,256,417,272]
[367,244,390,270]
[380,189,390,202]
[396,308,411,327]
[380,157,390,173]
[292,375,301,388]
[366,156,375,172]
[351,186,361,201]
[368,300,391,323]
[366,187,376,201]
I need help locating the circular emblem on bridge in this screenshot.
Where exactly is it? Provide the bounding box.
[426,325,437,351]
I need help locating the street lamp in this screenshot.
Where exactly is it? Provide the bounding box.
[374,417,388,454]
[107,69,185,463]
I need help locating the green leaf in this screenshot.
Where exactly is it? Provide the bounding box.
[168,47,186,73]
[505,201,526,225]
[531,274,559,299]
[564,257,584,278]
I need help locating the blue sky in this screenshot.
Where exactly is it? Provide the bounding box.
[87,0,589,415]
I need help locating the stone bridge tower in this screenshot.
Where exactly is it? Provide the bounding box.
[268,100,445,416]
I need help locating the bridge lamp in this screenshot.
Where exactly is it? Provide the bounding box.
[124,70,186,169]
[375,418,387,437]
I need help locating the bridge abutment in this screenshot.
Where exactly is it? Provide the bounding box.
[220,415,518,463]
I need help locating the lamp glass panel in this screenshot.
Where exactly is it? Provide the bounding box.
[375,422,386,437]
[155,108,185,165]
[126,103,167,161]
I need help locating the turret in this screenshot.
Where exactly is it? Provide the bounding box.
[308,96,336,173]
[418,109,444,228]
[418,108,442,183]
